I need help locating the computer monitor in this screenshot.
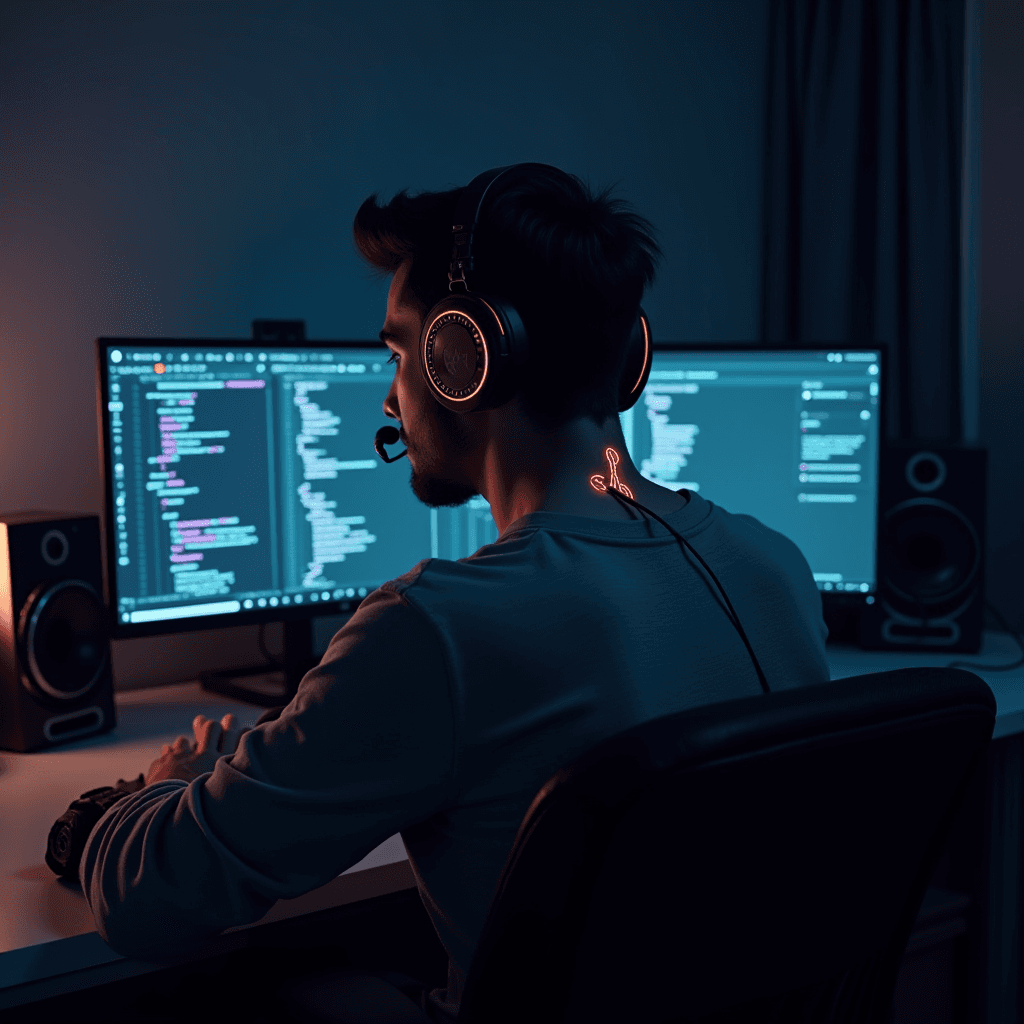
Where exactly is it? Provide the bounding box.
[96,338,500,648]
[98,338,881,662]
[620,345,884,606]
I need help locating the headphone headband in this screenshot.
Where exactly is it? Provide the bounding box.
[424,162,652,414]
[449,163,563,293]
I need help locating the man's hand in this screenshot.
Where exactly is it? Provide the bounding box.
[145,713,251,786]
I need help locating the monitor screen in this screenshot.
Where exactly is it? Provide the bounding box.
[619,347,882,598]
[98,340,500,637]
[99,339,881,638]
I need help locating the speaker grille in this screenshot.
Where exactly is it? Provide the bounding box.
[880,499,981,608]
[19,580,110,701]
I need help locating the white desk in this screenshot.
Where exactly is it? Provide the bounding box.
[1,633,1021,1012]
[0,682,415,1011]
[825,630,1024,738]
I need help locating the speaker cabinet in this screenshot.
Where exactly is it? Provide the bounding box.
[859,444,987,653]
[0,512,116,751]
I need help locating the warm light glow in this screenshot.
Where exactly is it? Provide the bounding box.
[626,314,651,396]
[589,446,634,499]
[154,363,165,374]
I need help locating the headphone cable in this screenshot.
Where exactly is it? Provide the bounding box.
[607,485,770,695]
[947,598,1024,672]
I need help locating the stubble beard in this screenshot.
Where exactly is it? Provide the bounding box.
[407,403,480,508]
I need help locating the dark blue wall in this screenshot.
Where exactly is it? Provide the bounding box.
[0,0,768,686]
[4,1,1015,686]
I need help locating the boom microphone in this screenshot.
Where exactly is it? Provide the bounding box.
[374,425,408,463]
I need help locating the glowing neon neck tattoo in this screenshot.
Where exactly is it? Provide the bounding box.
[589,446,634,500]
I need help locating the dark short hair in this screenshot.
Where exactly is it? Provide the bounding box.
[352,166,662,428]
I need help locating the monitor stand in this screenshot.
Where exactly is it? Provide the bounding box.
[199,620,319,708]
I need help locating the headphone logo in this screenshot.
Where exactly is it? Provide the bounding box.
[443,347,471,379]
[590,447,634,499]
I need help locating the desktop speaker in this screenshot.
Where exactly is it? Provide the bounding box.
[858,444,987,653]
[0,512,116,752]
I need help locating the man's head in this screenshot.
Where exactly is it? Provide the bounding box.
[352,165,662,512]
[354,166,661,424]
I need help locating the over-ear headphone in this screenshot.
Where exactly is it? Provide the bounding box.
[418,163,653,414]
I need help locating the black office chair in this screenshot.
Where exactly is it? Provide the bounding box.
[278,667,995,1024]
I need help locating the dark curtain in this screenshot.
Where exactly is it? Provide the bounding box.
[761,0,965,441]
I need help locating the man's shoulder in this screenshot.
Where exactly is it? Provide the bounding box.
[705,501,810,566]
[697,502,821,613]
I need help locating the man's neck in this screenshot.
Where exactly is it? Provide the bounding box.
[474,405,671,534]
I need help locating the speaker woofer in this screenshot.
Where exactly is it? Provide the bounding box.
[18,579,110,701]
[880,498,981,607]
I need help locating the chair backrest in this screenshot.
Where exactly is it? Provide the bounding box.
[457,668,995,1024]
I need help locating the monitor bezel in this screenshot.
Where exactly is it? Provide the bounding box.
[646,342,887,611]
[96,337,392,640]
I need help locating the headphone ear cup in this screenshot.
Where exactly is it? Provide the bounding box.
[419,293,528,413]
[618,308,652,411]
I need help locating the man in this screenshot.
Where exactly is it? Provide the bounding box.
[82,165,829,1022]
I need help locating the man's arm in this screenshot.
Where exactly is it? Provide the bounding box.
[80,583,456,962]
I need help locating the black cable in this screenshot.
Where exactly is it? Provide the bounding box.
[947,599,1024,672]
[607,485,770,694]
